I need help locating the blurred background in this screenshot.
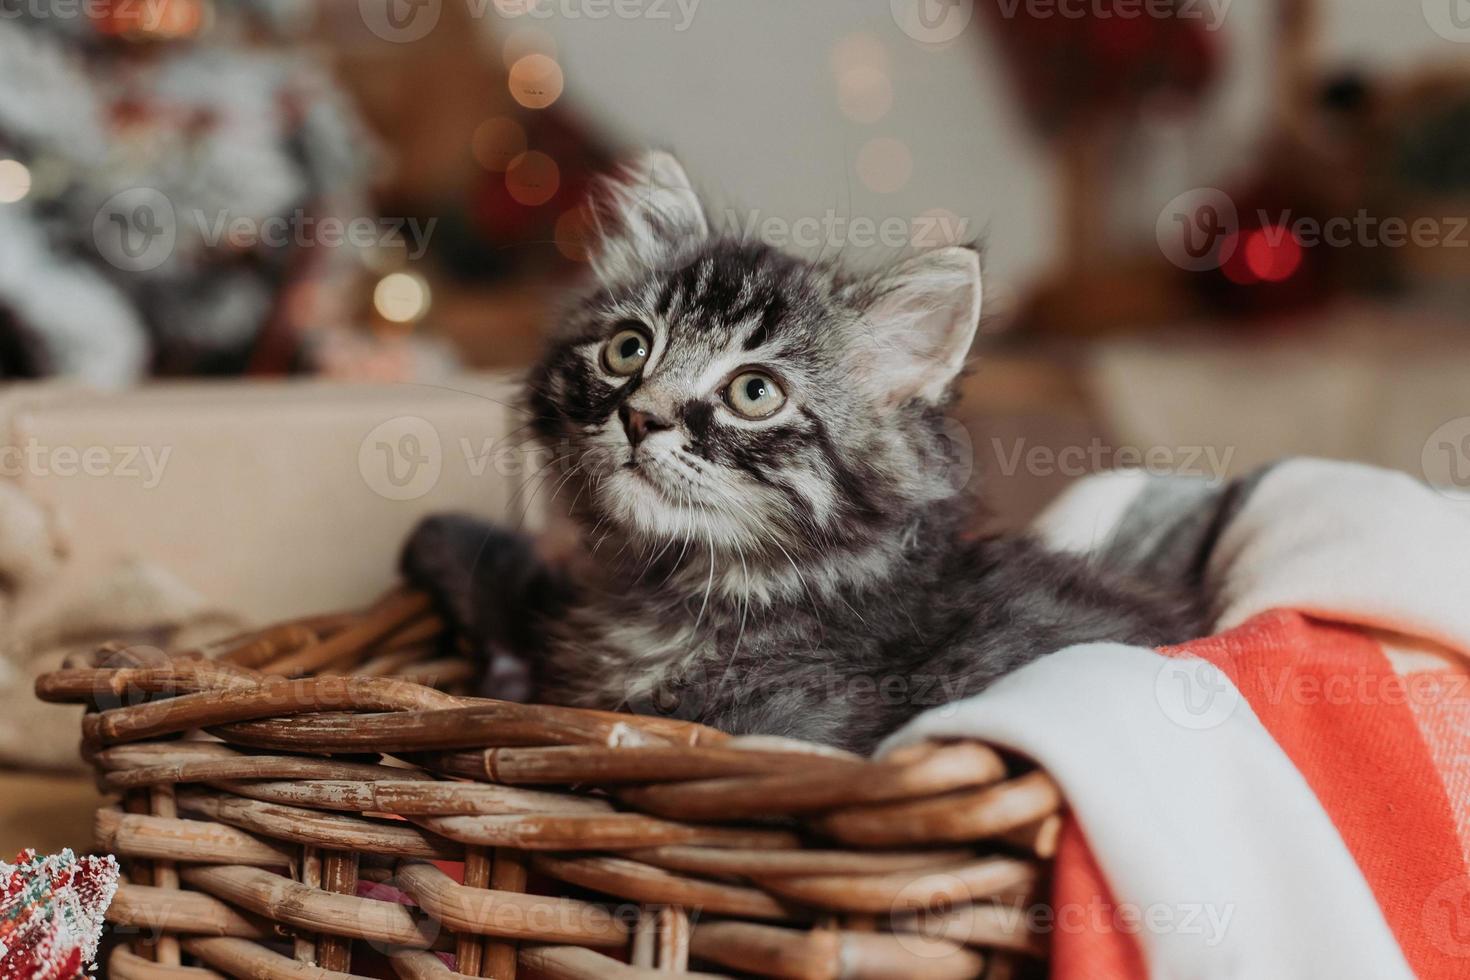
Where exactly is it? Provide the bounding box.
[2,0,1470,852]
[2,0,1470,512]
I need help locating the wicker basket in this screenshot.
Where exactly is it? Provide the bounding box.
[36,589,1063,980]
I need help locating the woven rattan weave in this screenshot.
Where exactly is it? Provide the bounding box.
[37,589,1062,980]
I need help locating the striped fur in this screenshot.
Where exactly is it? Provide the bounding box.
[407,154,1207,753]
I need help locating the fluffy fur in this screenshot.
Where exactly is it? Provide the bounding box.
[403,153,1206,754]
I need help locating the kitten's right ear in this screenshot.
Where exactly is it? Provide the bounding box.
[853,245,982,408]
[585,151,708,281]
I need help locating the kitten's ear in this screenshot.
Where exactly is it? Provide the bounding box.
[855,245,982,407]
[586,151,708,281]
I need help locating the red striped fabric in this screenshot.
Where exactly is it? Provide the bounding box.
[1050,610,1470,976]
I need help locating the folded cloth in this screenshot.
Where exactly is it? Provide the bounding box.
[884,458,1470,979]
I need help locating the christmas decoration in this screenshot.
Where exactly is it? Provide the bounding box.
[977,0,1220,140]
[0,1,383,381]
[979,0,1225,335]
[0,848,119,980]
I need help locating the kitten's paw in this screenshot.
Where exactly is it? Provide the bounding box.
[399,513,544,703]
[400,513,506,636]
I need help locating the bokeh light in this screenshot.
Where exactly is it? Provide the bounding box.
[1243,227,1304,283]
[471,116,527,172]
[837,66,893,124]
[856,137,912,194]
[505,151,560,206]
[554,206,591,262]
[508,54,564,110]
[0,159,32,204]
[830,32,889,77]
[1218,231,1253,284]
[373,272,431,324]
[1220,227,1305,285]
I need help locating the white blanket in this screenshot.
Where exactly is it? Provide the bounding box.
[883,458,1470,978]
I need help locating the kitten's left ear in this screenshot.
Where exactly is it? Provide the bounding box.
[586,151,708,282]
[856,245,982,407]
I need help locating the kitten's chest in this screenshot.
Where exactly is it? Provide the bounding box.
[539,591,829,712]
[540,595,718,709]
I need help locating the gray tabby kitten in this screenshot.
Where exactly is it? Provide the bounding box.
[403,152,1206,754]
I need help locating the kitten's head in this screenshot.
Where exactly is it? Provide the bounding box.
[529,152,980,565]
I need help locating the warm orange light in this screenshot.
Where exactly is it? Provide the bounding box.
[837,66,893,124]
[508,54,564,110]
[506,151,560,206]
[471,116,527,172]
[554,207,591,261]
[830,32,889,76]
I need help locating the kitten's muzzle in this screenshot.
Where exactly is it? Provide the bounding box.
[619,404,672,450]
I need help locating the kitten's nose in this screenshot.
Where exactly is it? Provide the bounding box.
[619,404,671,449]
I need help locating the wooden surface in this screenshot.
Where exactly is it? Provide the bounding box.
[0,770,103,858]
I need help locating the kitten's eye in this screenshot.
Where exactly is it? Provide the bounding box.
[726,371,786,419]
[602,325,652,376]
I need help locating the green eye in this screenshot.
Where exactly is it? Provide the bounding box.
[603,325,651,376]
[726,371,786,419]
